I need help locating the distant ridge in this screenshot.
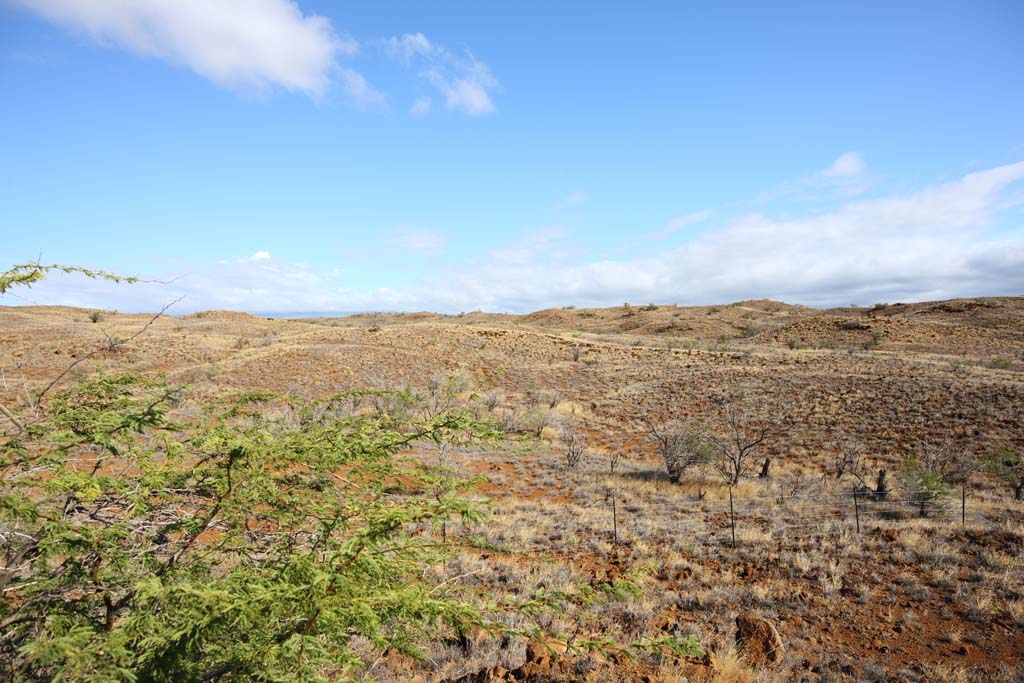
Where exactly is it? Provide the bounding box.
[252,311,365,319]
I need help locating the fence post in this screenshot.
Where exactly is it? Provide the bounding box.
[609,494,619,555]
[962,481,966,528]
[728,486,736,549]
[852,484,861,534]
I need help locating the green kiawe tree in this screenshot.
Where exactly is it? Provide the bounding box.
[985,446,1024,501]
[0,262,140,295]
[1,377,514,681]
[898,456,954,517]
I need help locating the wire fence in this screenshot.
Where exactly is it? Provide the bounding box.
[458,480,974,554]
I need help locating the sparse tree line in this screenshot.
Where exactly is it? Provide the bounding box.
[627,394,1022,515]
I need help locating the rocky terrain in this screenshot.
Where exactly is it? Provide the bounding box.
[2,296,1023,682]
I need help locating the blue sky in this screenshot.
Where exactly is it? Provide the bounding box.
[2,0,1023,313]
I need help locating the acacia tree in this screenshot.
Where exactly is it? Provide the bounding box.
[897,443,977,517]
[1,376,509,681]
[985,446,1023,501]
[643,419,713,484]
[702,398,787,485]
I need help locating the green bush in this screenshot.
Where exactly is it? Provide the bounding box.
[985,446,1024,500]
[898,456,954,517]
[1,375,511,681]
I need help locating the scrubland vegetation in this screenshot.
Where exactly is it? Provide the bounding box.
[2,266,1023,682]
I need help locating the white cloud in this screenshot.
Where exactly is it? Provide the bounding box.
[403,161,1024,311]
[647,209,712,240]
[11,4,499,110]
[410,96,431,116]
[338,67,386,107]
[8,162,1024,314]
[822,152,866,178]
[386,228,446,253]
[761,151,872,202]
[249,250,272,261]
[11,0,355,98]
[554,192,590,210]
[385,32,432,65]
[384,33,498,115]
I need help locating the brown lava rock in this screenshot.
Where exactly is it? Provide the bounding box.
[735,612,785,666]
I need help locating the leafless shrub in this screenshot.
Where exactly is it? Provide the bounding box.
[521,406,550,437]
[421,372,473,419]
[702,396,787,485]
[495,409,519,434]
[824,437,867,485]
[923,441,980,484]
[562,425,586,469]
[483,392,500,412]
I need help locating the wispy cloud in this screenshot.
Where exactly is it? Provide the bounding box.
[822,151,866,178]
[9,50,54,65]
[761,151,873,203]
[10,0,355,98]
[337,67,386,107]
[384,33,498,115]
[410,96,431,116]
[647,209,712,241]
[10,162,1024,313]
[386,228,446,253]
[554,192,590,210]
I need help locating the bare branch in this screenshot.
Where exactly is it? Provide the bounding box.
[36,296,184,401]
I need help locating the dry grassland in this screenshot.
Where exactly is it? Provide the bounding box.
[2,297,1022,682]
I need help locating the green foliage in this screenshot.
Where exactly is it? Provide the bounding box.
[740,323,761,338]
[898,456,954,517]
[0,263,139,295]
[984,446,1024,500]
[646,422,714,483]
[0,374,513,681]
[1,374,669,681]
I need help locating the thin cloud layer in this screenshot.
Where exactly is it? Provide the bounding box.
[647,210,713,241]
[8,162,1024,313]
[12,0,351,97]
[762,151,872,202]
[384,33,498,115]
[386,228,447,253]
[554,192,590,210]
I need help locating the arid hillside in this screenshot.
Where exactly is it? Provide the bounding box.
[2,297,1023,682]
